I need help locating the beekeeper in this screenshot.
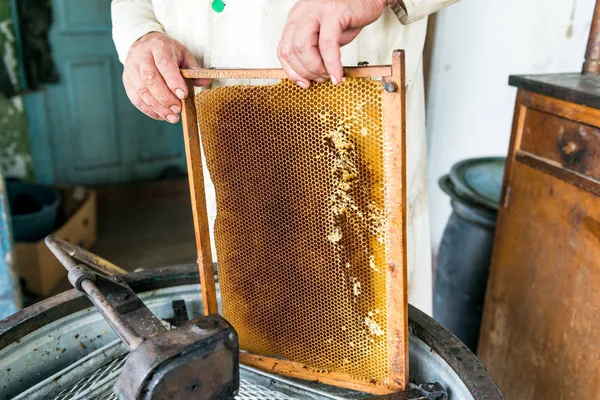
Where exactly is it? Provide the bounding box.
[111,0,459,315]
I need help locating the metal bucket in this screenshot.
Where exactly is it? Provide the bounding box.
[0,265,502,399]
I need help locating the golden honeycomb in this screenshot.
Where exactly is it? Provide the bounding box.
[195,78,389,384]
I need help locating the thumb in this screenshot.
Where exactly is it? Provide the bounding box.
[180,48,211,87]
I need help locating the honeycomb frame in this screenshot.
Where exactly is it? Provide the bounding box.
[179,50,407,395]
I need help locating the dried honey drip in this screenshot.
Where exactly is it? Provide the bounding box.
[328,227,342,243]
[322,112,387,246]
[351,277,361,296]
[195,78,388,384]
[365,316,385,336]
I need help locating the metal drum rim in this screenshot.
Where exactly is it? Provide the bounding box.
[0,264,502,399]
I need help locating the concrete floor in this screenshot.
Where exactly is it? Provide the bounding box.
[45,179,197,298]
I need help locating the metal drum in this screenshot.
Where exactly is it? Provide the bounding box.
[434,158,505,353]
[0,265,502,399]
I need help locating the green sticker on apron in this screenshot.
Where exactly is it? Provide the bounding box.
[212,0,225,12]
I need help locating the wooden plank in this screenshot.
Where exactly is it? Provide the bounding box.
[516,150,600,196]
[499,90,527,209]
[240,353,392,395]
[508,74,600,110]
[519,107,600,182]
[382,50,408,391]
[180,80,218,315]
[181,66,392,80]
[521,90,600,129]
[478,162,600,399]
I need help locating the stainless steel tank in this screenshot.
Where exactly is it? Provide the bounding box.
[0,265,502,399]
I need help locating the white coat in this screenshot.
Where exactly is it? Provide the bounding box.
[111,0,459,314]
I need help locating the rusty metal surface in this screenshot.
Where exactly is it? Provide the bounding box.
[508,74,600,109]
[45,238,240,399]
[80,278,146,349]
[165,299,189,327]
[370,383,446,400]
[408,307,502,400]
[46,236,165,349]
[584,0,600,74]
[52,360,335,400]
[0,265,200,350]
[54,237,128,276]
[114,314,239,400]
[93,275,166,342]
[2,287,202,400]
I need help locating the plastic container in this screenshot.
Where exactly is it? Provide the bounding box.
[6,180,61,242]
[433,157,505,353]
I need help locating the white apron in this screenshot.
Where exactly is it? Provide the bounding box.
[111,0,459,314]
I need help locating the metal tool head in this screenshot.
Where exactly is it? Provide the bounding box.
[114,314,239,400]
[46,235,240,400]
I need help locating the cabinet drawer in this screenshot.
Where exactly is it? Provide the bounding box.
[520,108,600,181]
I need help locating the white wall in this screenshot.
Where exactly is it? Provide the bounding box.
[426,0,595,252]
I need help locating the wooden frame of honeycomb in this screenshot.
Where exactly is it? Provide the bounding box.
[179,50,407,394]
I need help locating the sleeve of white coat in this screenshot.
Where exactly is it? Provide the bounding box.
[391,0,460,24]
[111,0,165,64]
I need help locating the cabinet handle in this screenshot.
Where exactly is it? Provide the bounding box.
[557,126,588,165]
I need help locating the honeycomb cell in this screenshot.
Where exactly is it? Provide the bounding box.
[196,78,389,385]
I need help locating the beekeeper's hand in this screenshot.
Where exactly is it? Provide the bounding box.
[278,0,398,88]
[123,32,210,122]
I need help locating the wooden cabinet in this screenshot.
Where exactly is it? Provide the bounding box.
[478,75,600,399]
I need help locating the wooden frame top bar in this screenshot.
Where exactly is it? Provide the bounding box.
[181,66,392,80]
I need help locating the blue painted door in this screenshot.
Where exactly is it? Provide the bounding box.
[0,165,21,318]
[26,0,186,185]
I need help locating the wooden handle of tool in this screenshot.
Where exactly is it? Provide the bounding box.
[583,0,600,74]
